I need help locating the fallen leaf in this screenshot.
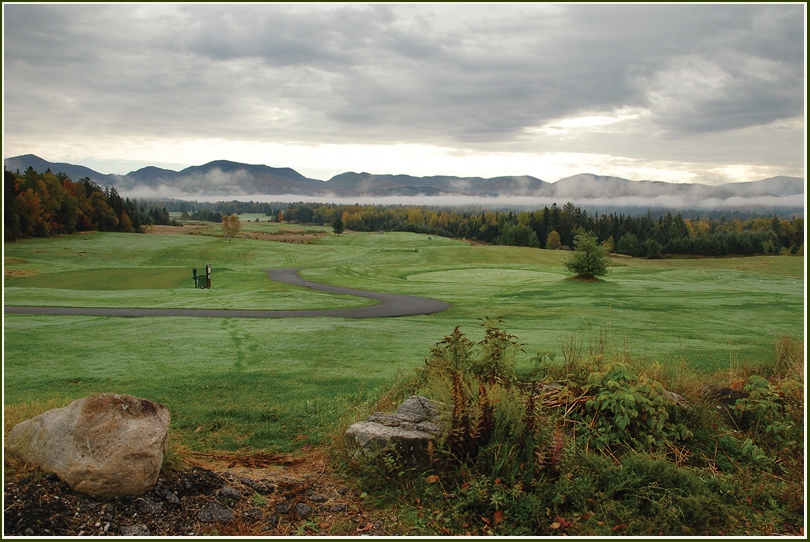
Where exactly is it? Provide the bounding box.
[426,475,440,484]
[556,515,572,528]
[494,510,504,524]
[613,524,627,531]
[550,522,561,530]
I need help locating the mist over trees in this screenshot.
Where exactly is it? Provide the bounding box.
[5,167,803,258]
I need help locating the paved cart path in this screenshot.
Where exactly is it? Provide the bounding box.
[3,268,450,319]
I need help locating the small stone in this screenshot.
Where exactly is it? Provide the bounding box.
[257,481,276,495]
[244,508,263,520]
[307,491,327,503]
[120,524,150,536]
[197,502,234,524]
[295,503,313,518]
[276,503,291,514]
[161,490,180,506]
[395,396,441,423]
[137,496,162,516]
[217,486,243,503]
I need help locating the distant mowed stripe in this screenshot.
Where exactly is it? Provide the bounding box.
[9,268,192,290]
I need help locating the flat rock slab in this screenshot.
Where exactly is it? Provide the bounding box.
[344,396,443,462]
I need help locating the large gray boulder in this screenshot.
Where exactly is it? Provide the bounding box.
[5,393,170,498]
[344,396,443,462]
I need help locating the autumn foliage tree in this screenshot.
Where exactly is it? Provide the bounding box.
[221,213,242,242]
[3,167,171,241]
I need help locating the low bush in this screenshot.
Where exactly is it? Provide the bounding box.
[341,321,805,536]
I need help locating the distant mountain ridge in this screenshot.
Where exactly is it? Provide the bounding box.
[4,154,804,208]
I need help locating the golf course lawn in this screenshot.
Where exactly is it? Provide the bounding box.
[3,228,804,452]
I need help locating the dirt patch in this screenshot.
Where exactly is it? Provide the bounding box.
[3,450,391,537]
[3,268,37,280]
[145,224,326,244]
[147,224,214,236]
[247,231,328,244]
[458,238,489,246]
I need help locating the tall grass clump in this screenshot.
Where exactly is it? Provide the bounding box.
[342,321,805,536]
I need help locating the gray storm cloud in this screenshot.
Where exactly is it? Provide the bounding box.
[2,3,804,184]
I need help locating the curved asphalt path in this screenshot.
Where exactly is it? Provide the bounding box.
[3,268,450,319]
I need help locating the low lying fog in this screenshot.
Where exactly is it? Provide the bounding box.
[121,187,805,212]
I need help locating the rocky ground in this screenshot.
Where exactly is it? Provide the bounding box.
[4,451,392,537]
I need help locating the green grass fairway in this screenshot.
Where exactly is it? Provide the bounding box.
[4,230,804,452]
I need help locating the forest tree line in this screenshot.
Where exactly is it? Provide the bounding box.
[4,167,803,258]
[276,201,804,258]
[4,167,176,241]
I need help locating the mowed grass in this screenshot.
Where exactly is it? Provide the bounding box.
[3,229,804,453]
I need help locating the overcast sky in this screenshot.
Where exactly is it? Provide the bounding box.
[2,3,806,184]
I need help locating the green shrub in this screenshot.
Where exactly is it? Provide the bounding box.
[735,374,803,457]
[344,323,804,536]
[579,363,694,451]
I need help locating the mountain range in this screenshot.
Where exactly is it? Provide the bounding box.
[4,154,804,209]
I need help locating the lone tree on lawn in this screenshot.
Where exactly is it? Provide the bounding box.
[332,218,344,235]
[222,214,241,242]
[564,230,610,279]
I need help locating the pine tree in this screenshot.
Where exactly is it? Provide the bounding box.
[564,231,611,279]
[332,218,344,235]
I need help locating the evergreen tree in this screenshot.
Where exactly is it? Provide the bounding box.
[564,231,611,279]
[332,218,345,235]
[4,169,22,241]
[616,232,641,256]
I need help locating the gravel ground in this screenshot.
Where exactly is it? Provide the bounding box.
[4,454,391,537]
